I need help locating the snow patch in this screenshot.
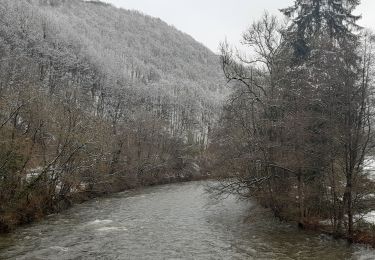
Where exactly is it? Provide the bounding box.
[363,157,375,181]
[363,211,375,225]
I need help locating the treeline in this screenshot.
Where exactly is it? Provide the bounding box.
[0,0,224,232]
[209,1,375,244]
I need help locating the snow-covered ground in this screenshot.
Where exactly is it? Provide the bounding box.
[359,157,375,224]
[363,157,375,181]
[362,211,375,224]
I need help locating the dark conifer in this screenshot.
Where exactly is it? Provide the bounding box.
[281,0,361,58]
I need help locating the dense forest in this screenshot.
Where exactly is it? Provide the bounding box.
[0,0,225,232]
[209,0,375,246]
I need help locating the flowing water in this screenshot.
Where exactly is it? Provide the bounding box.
[0,181,374,259]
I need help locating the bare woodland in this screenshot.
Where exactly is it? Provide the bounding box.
[0,0,224,232]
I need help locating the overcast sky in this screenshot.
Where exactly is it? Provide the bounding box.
[102,0,375,53]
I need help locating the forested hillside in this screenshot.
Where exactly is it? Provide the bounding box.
[0,0,224,231]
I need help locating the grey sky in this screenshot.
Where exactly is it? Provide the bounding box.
[102,0,375,53]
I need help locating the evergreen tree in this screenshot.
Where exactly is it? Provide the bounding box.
[281,0,367,240]
[281,0,361,58]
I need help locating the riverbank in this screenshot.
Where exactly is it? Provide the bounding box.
[300,219,375,248]
[1,181,374,259]
[3,176,375,254]
[0,173,210,234]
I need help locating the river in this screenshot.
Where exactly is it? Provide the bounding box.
[0,181,374,259]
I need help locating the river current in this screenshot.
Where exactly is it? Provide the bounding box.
[0,181,374,259]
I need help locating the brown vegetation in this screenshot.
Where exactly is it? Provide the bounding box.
[0,0,218,233]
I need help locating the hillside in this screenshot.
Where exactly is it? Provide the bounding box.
[0,0,225,231]
[0,0,225,138]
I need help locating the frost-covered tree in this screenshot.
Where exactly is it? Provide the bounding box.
[0,0,224,231]
[281,0,361,58]
[211,0,375,245]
